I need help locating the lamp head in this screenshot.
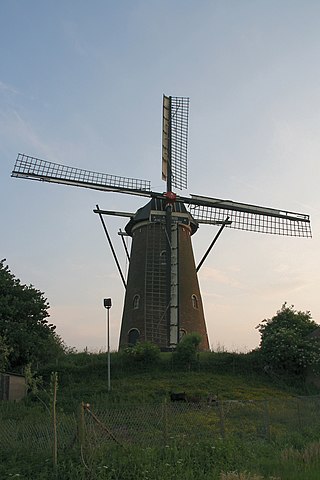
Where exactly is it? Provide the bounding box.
[103,298,112,309]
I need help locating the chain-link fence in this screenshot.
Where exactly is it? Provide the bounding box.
[81,397,320,447]
[1,397,320,456]
[0,410,76,455]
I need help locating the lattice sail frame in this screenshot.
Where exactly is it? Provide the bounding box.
[12,155,311,238]
[162,96,189,190]
[12,154,151,193]
[187,197,311,237]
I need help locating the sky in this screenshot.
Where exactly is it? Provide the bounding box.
[1,0,320,352]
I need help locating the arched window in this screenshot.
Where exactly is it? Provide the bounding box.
[133,294,140,310]
[191,294,199,310]
[160,250,166,265]
[179,329,187,340]
[128,328,140,346]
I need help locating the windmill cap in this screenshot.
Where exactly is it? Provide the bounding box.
[125,198,198,236]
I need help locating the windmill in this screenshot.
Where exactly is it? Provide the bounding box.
[11,95,311,351]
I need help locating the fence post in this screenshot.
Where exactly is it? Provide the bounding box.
[78,402,86,449]
[51,372,58,469]
[296,399,302,431]
[218,401,225,439]
[162,397,168,444]
[263,400,271,441]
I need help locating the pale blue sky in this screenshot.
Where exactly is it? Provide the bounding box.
[1,1,320,351]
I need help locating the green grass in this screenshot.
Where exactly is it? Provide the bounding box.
[1,350,320,479]
[2,437,320,479]
[35,350,312,411]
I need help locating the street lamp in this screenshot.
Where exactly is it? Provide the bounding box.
[103,298,112,392]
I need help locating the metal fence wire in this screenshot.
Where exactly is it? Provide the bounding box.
[86,398,320,446]
[0,412,76,454]
[1,397,320,454]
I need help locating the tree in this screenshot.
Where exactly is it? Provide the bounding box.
[0,259,65,369]
[0,335,11,371]
[257,303,320,375]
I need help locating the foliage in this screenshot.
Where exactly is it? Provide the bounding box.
[220,474,280,480]
[174,332,202,365]
[2,348,320,478]
[24,363,44,395]
[36,345,314,412]
[0,334,11,371]
[2,433,320,479]
[120,341,161,365]
[0,259,65,369]
[257,303,320,375]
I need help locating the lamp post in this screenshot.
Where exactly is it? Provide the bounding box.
[103,298,112,392]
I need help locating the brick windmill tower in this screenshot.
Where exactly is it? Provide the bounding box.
[11,95,312,351]
[116,96,209,350]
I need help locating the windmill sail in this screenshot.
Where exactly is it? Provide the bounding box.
[162,95,170,183]
[12,153,151,196]
[162,95,189,190]
[187,194,311,237]
[12,154,311,238]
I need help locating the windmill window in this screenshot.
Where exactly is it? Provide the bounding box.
[179,329,187,340]
[128,328,140,346]
[133,294,140,310]
[160,250,166,265]
[191,294,199,310]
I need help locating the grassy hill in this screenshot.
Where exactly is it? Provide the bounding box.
[36,350,316,410]
[2,351,320,480]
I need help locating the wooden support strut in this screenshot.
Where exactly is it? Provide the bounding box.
[95,204,127,289]
[196,217,230,272]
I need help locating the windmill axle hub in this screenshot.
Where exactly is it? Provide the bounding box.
[164,191,177,204]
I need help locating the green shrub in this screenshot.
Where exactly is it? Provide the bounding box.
[120,342,161,365]
[257,304,320,375]
[174,333,202,366]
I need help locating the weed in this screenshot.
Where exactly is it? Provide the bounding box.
[281,441,320,464]
[220,473,280,480]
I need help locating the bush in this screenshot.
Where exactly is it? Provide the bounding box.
[0,335,11,371]
[174,333,202,366]
[120,342,161,365]
[257,303,320,375]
